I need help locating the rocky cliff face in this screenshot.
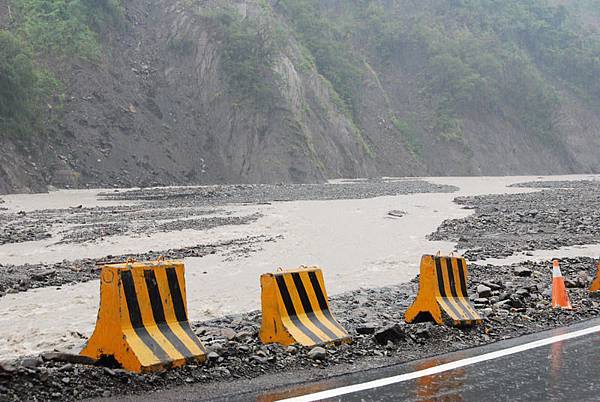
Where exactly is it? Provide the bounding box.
[0,0,598,194]
[1,0,384,191]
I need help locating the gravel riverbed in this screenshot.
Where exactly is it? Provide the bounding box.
[1,257,598,401]
[0,179,454,249]
[98,180,458,204]
[0,179,455,297]
[429,180,600,260]
[0,235,280,298]
[2,178,600,400]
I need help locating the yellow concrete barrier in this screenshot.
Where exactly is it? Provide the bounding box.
[259,266,350,346]
[405,254,482,327]
[80,258,206,372]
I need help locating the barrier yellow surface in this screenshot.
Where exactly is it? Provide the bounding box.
[405,255,482,327]
[80,259,206,372]
[259,267,351,346]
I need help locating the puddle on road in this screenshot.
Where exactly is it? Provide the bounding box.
[1,174,599,359]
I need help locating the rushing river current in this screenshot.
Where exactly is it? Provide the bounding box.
[1,175,600,360]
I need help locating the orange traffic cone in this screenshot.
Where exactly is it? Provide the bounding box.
[551,260,572,309]
[589,262,600,292]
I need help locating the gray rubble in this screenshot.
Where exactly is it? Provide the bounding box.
[429,180,600,260]
[0,178,452,248]
[98,179,458,204]
[0,204,258,246]
[2,179,600,400]
[1,257,599,401]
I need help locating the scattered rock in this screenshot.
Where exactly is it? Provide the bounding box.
[477,285,492,298]
[356,323,379,335]
[515,267,533,277]
[387,210,406,218]
[515,288,529,297]
[482,281,503,290]
[414,327,431,339]
[373,324,405,345]
[576,271,592,287]
[220,328,237,340]
[41,352,97,366]
[565,278,578,288]
[235,330,253,340]
[20,357,42,368]
[0,360,17,373]
[307,347,327,361]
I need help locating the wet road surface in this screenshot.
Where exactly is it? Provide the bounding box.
[259,318,600,401]
[109,318,600,402]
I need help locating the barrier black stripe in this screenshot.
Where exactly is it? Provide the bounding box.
[434,258,452,299]
[144,270,195,358]
[291,273,338,340]
[445,258,477,320]
[445,258,460,299]
[445,258,471,319]
[178,321,207,353]
[456,258,469,295]
[275,275,323,344]
[165,268,188,322]
[120,270,170,362]
[307,272,348,335]
[434,257,464,321]
[165,268,207,353]
[144,270,168,324]
[455,259,481,320]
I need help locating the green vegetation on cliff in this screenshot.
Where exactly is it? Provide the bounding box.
[274,0,600,143]
[12,0,123,60]
[276,0,364,117]
[2,0,599,160]
[0,0,123,138]
[0,31,57,138]
[205,6,286,108]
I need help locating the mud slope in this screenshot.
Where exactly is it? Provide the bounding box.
[1,0,599,193]
[1,0,395,192]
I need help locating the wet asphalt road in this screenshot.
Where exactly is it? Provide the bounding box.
[110,319,600,402]
[257,319,600,402]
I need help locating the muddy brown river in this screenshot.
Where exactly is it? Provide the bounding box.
[1,175,600,360]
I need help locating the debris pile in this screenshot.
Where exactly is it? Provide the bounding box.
[1,257,598,401]
[429,181,600,260]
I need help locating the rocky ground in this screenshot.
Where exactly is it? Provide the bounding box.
[429,180,600,260]
[0,205,259,246]
[98,179,457,204]
[3,179,600,401]
[0,179,454,247]
[0,179,455,297]
[1,256,598,401]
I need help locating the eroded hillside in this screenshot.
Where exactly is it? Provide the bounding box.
[0,0,599,193]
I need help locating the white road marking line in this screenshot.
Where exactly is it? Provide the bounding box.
[278,324,600,402]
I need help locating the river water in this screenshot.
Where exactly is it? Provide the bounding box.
[1,175,599,360]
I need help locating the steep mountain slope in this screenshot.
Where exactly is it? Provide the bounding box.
[0,0,598,193]
[284,0,600,175]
